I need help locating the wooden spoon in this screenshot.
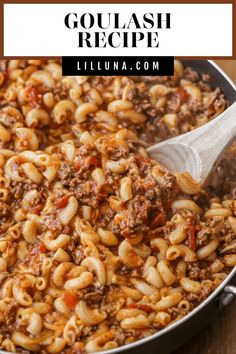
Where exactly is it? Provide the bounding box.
[147,101,236,184]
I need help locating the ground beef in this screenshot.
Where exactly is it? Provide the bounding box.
[113,195,152,236]
[187,262,210,280]
[64,342,85,354]
[84,292,103,305]
[183,67,200,82]
[113,331,126,346]
[0,202,10,217]
[58,162,74,186]
[198,80,211,92]
[105,145,129,160]
[196,227,212,246]
[53,82,69,99]
[10,180,38,200]
[4,301,17,326]
[0,110,23,128]
[187,99,203,113]
[133,175,157,195]
[70,179,103,208]
[214,94,226,111]
[131,195,152,223]
[41,214,63,233]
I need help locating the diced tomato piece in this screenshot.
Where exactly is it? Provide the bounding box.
[188,226,196,251]
[136,156,152,168]
[31,203,43,215]
[98,191,108,199]
[92,209,99,222]
[195,224,201,231]
[63,225,72,235]
[85,156,98,168]
[127,303,137,309]
[74,160,82,171]
[35,84,45,94]
[126,303,153,314]
[151,246,159,255]
[70,342,85,354]
[138,304,153,314]
[177,87,188,103]
[55,194,70,209]
[62,292,78,308]
[38,243,47,253]
[151,212,166,228]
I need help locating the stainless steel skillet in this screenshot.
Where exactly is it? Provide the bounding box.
[1,60,236,354]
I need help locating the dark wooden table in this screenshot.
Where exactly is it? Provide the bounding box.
[174,60,236,354]
[215,60,236,83]
[173,298,236,354]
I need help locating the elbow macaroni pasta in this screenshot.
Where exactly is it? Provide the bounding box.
[0,59,234,353]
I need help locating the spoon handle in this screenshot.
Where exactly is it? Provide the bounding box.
[208,100,236,139]
[182,100,236,147]
[178,101,236,181]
